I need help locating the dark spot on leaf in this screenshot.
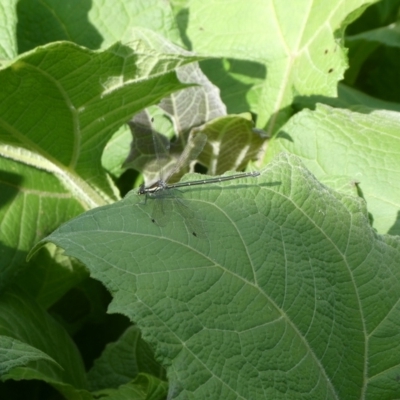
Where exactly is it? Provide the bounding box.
[324,49,328,54]
[151,219,156,224]
[328,68,333,73]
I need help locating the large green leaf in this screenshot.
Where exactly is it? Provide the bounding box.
[268,104,400,235]
[0,35,199,281]
[0,336,60,376]
[0,156,84,289]
[14,0,181,53]
[0,39,193,205]
[182,0,376,131]
[87,325,165,391]
[0,287,92,399]
[38,154,400,399]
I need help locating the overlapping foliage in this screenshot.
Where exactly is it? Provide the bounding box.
[1,1,400,399]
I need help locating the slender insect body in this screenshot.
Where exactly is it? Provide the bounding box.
[137,124,259,237]
[139,171,260,193]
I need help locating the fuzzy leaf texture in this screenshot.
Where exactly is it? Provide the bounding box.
[0,33,198,286]
[39,154,400,399]
[183,0,377,131]
[268,104,400,235]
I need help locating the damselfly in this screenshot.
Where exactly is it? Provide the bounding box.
[138,121,259,237]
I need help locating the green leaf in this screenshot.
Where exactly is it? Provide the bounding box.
[345,0,400,34]
[158,62,227,129]
[0,0,18,59]
[14,0,102,52]
[195,114,266,175]
[0,39,192,205]
[0,336,61,375]
[349,45,400,104]
[0,35,199,281]
[295,83,400,112]
[199,58,266,115]
[124,108,174,185]
[347,21,400,48]
[123,51,228,183]
[40,154,400,399]
[14,0,181,53]
[17,243,89,309]
[93,373,168,400]
[101,124,132,179]
[0,156,84,289]
[345,21,400,85]
[87,325,165,391]
[183,0,375,130]
[0,286,91,399]
[344,38,379,85]
[268,104,400,235]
